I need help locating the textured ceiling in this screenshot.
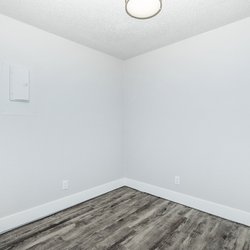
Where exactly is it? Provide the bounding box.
[0,0,249,59]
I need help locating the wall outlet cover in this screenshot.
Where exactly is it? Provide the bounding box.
[62,180,69,190]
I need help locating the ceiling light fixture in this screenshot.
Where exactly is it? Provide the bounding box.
[125,0,162,20]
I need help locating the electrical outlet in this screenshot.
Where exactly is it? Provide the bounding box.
[62,180,69,190]
[175,176,180,185]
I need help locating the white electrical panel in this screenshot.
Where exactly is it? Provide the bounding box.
[9,65,30,102]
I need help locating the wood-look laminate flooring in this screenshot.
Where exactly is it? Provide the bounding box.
[1,187,250,250]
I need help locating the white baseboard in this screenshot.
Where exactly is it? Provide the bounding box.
[1,177,249,235]
[124,178,250,227]
[0,178,126,234]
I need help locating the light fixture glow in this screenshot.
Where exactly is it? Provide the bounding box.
[125,0,162,20]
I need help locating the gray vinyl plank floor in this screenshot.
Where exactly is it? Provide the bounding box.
[0,187,250,250]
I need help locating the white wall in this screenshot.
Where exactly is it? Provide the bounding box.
[1,13,250,225]
[124,18,250,213]
[0,14,123,218]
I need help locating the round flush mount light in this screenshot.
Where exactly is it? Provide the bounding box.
[125,0,162,20]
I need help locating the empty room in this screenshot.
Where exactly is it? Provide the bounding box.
[0,0,250,249]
